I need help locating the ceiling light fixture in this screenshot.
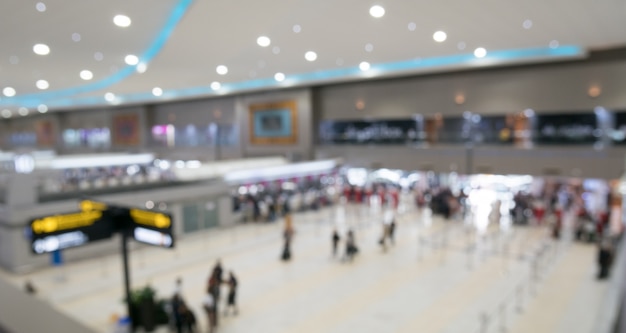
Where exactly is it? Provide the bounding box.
[136,63,147,73]
[80,70,93,80]
[274,72,285,82]
[37,104,48,113]
[474,47,487,58]
[104,92,115,102]
[1,109,11,118]
[272,46,280,54]
[210,81,221,90]
[113,15,131,27]
[72,33,81,42]
[36,79,49,90]
[369,5,385,18]
[359,61,371,71]
[408,22,417,31]
[305,51,317,61]
[293,24,302,33]
[257,36,271,47]
[433,31,447,42]
[457,42,466,50]
[94,52,104,61]
[549,40,559,49]
[365,43,374,52]
[523,19,533,29]
[152,87,163,96]
[125,54,139,65]
[3,87,16,97]
[216,65,228,75]
[33,43,50,55]
[36,2,46,12]
[18,107,28,116]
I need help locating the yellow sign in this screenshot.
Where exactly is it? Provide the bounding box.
[80,200,107,212]
[130,209,171,229]
[31,211,103,234]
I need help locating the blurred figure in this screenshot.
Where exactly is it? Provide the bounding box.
[224,271,239,316]
[281,214,295,261]
[332,229,341,257]
[24,280,37,294]
[389,218,396,245]
[598,240,614,280]
[202,292,217,333]
[174,276,183,297]
[344,229,358,261]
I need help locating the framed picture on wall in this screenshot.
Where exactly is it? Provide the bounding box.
[249,100,298,145]
[35,120,56,147]
[112,113,140,146]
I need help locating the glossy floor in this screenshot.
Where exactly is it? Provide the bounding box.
[1,200,617,333]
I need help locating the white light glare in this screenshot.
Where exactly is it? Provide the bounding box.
[549,40,559,49]
[33,43,50,55]
[36,2,46,12]
[257,36,271,47]
[125,54,139,65]
[369,5,385,18]
[152,87,163,96]
[293,24,302,33]
[113,15,131,27]
[274,72,285,82]
[37,104,48,113]
[36,80,49,90]
[210,81,221,90]
[104,92,115,102]
[523,19,533,29]
[1,109,11,118]
[18,107,28,116]
[474,47,487,58]
[433,31,447,42]
[216,65,228,75]
[305,51,317,61]
[3,87,16,97]
[359,61,371,71]
[80,70,93,80]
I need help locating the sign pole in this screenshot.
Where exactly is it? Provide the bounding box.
[121,229,134,332]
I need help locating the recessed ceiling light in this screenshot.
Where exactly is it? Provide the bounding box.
[369,5,385,18]
[249,70,257,78]
[336,58,344,66]
[104,92,115,102]
[257,36,271,47]
[125,54,139,65]
[274,72,285,82]
[293,24,302,33]
[523,19,533,29]
[258,60,266,68]
[457,42,466,51]
[94,52,104,61]
[36,79,49,90]
[365,43,374,52]
[72,33,81,42]
[113,15,131,27]
[216,65,228,75]
[272,46,281,55]
[80,70,93,80]
[305,51,317,61]
[3,87,16,97]
[152,87,163,96]
[37,104,48,113]
[18,107,28,116]
[136,63,147,73]
[474,47,487,58]
[433,31,447,42]
[210,81,221,90]
[33,43,50,55]
[549,40,559,49]
[9,56,19,65]
[36,2,46,12]
[408,22,416,31]
[359,61,371,71]
[1,109,11,118]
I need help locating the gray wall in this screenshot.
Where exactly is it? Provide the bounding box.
[316,145,626,180]
[316,59,626,120]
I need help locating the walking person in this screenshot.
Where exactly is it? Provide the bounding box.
[389,218,396,245]
[281,214,295,261]
[598,240,614,279]
[224,271,239,316]
[332,229,341,257]
[202,292,217,333]
[344,229,358,262]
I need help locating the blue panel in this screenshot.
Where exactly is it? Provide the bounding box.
[253,109,292,137]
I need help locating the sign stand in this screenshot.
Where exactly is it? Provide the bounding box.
[120,229,134,332]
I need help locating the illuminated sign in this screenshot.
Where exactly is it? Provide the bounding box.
[80,200,108,212]
[133,227,173,248]
[32,230,89,254]
[129,209,171,229]
[31,211,102,234]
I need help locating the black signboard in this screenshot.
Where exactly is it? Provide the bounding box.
[612,112,626,144]
[475,115,514,144]
[30,210,115,254]
[438,116,474,143]
[534,112,599,144]
[319,119,423,144]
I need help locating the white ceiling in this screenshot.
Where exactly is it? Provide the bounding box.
[0,0,625,115]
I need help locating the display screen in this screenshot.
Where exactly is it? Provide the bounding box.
[534,112,599,144]
[319,119,423,144]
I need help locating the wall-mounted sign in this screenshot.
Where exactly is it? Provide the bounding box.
[534,112,599,144]
[611,111,626,144]
[319,119,423,144]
